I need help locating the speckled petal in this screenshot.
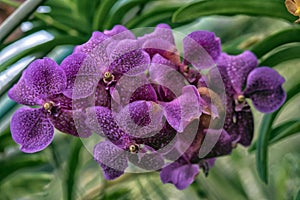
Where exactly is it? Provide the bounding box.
[10,107,54,153]
[161,85,202,132]
[108,40,150,76]
[24,58,66,96]
[49,109,91,138]
[152,54,177,70]
[115,101,164,138]
[110,74,157,106]
[149,62,187,99]
[217,51,258,93]
[244,67,286,113]
[94,141,128,180]
[160,162,199,190]
[104,25,135,40]
[128,150,164,170]
[142,38,180,64]
[74,31,109,54]
[86,106,127,142]
[137,24,175,46]
[9,58,66,105]
[136,122,177,151]
[61,53,101,99]
[183,31,220,69]
[8,77,40,106]
[224,106,254,146]
[203,129,232,158]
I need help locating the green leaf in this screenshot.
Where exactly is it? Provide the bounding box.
[0,35,84,72]
[104,0,150,29]
[251,28,300,58]
[126,5,181,28]
[75,0,101,23]
[93,0,119,31]
[0,152,48,183]
[172,0,297,23]
[64,138,82,200]
[295,188,300,200]
[256,113,274,184]
[260,45,300,67]
[254,76,300,183]
[250,119,300,151]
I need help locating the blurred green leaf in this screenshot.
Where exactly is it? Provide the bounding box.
[296,188,300,200]
[255,75,300,183]
[256,113,274,184]
[126,5,181,28]
[0,35,84,72]
[0,173,52,199]
[0,0,47,43]
[172,0,296,23]
[104,0,150,29]
[93,0,119,31]
[260,45,300,67]
[249,119,300,152]
[64,138,82,200]
[251,28,300,58]
[0,152,48,183]
[101,188,131,200]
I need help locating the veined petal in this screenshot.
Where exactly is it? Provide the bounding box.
[128,150,164,171]
[115,101,164,138]
[10,107,54,153]
[110,74,157,106]
[203,129,232,158]
[61,53,101,99]
[9,58,66,105]
[108,40,150,76]
[161,85,202,132]
[104,25,135,40]
[244,67,286,113]
[217,51,258,93]
[149,62,187,99]
[137,24,175,46]
[86,106,127,142]
[160,161,199,190]
[49,109,91,138]
[74,31,109,54]
[24,58,67,96]
[8,77,40,106]
[183,31,220,69]
[94,141,128,180]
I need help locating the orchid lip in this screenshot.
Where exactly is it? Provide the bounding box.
[103,71,115,84]
[129,144,139,153]
[43,101,55,113]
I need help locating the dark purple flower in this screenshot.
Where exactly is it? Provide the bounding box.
[184,31,286,146]
[8,58,91,153]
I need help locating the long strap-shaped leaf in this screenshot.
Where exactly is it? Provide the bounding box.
[255,80,300,183]
[251,28,300,58]
[0,0,47,43]
[172,0,297,23]
[260,45,300,67]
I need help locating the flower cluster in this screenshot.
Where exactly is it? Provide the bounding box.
[8,24,286,190]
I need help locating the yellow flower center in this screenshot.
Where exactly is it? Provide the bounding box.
[129,144,139,153]
[237,95,246,103]
[103,71,114,83]
[43,101,54,112]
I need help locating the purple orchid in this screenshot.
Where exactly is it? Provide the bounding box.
[183,31,286,146]
[8,58,91,153]
[8,23,286,191]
